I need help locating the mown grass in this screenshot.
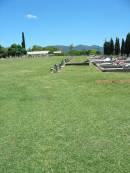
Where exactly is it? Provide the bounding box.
[70,56,88,63]
[0,56,130,173]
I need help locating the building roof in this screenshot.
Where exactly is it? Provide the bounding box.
[53,51,62,54]
[27,51,49,55]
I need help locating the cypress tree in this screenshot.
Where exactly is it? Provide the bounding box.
[21,32,26,49]
[121,39,125,56]
[103,41,107,55]
[110,38,114,55]
[104,41,111,55]
[115,38,120,55]
[125,33,130,57]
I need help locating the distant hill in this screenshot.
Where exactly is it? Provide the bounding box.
[50,45,103,52]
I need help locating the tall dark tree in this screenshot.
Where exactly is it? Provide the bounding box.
[110,38,114,55]
[104,41,107,55]
[21,32,26,49]
[0,45,7,58]
[115,38,120,55]
[125,33,130,57]
[121,39,125,56]
[104,40,111,55]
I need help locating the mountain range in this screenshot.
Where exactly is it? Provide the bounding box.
[51,45,103,52]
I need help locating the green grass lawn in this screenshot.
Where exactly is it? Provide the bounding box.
[0,56,130,173]
[70,56,88,63]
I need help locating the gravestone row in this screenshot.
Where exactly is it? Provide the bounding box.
[50,57,71,73]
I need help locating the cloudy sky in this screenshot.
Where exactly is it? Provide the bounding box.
[0,0,130,47]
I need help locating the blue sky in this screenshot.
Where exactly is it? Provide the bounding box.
[0,0,130,48]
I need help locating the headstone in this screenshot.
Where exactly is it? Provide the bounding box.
[60,59,65,67]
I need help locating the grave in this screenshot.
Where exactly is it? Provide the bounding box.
[66,60,89,66]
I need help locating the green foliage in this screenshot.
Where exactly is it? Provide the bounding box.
[8,44,27,57]
[30,46,101,56]
[96,51,101,55]
[104,32,130,56]
[110,38,114,55]
[21,32,26,49]
[0,32,27,58]
[121,39,125,56]
[68,50,82,56]
[115,38,120,55]
[46,46,59,53]
[88,49,98,55]
[104,38,114,55]
[67,49,100,56]
[0,45,8,58]
[104,41,111,55]
[31,45,44,51]
[31,45,59,53]
[125,33,130,57]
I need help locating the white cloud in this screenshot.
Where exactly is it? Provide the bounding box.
[26,14,38,19]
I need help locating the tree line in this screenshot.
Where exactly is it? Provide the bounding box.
[0,32,27,58]
[29,45,59,54]
[104,33,130,57]
[66,49,101,56]
[29,45,101,56]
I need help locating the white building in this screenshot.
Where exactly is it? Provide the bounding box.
[27,51,49,56]
[53,51,62,55]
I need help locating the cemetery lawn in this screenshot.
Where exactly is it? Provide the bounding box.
[70,56,88,63]
[0,56,130,173]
